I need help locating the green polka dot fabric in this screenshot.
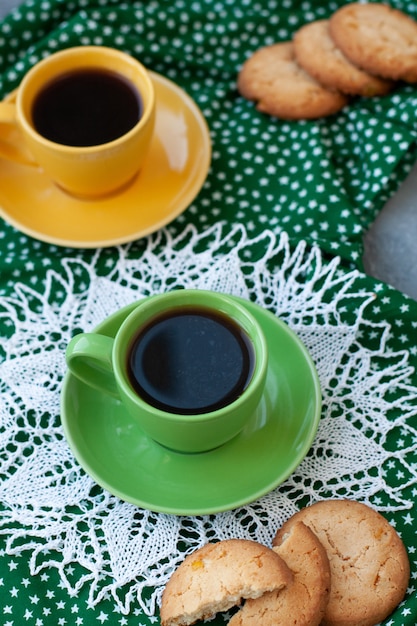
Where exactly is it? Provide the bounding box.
[1,1,417,625]
[0,0,417,267]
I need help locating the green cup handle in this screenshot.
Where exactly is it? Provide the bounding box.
[65,333,119,397]
[0,100,38,166]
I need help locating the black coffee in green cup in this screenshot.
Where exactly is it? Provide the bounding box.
[65,289,268,453]
[127,306,255,415]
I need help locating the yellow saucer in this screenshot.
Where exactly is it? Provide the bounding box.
[0,72,211,248]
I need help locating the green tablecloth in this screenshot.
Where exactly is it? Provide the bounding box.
[0,1,417,625]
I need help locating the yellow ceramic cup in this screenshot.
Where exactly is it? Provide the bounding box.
[0,46,155,198]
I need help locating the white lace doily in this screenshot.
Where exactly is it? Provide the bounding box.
[0,223,416,615]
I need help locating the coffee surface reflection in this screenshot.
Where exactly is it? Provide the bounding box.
[127,306,255,414]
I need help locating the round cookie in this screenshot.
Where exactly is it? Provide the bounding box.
[160,539,292,626]
[237,41,349,119]
[229,522,331,626]
[329,3,417,83]
[273,500,410,626]
[293,19,394,96]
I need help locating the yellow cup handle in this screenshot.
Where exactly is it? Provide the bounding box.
[0,102,16,123]
[0,101,39,166]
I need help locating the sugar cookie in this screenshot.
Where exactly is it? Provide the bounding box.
[273,499,410,626]
[237,41,348,119]
[294,19,394,96]
[329,3,417,83]
[160,539,292,626]
[229,521,330,626]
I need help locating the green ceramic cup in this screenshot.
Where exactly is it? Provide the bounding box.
[65,290,268,453]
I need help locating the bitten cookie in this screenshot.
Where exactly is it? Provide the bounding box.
[293,19,394,96]
[329,3,417,83]
[160,539,292,626]
[229,521,330,626]
[237,41,349,119]
[273,500,410,626]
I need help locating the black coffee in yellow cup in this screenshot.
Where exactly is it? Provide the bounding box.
[0,46,155,198]
[32,68,143,147]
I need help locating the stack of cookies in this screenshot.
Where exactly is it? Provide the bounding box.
[237,2,417,119]
[160,499,410,626]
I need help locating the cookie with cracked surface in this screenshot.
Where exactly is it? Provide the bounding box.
[329,3,417,83]
[237,41,349,119]
[228,521,330,626]
[293,19,394,96]
[160,538,292,626]
[273,499,410,626]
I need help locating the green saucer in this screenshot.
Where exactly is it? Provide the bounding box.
[60,296,321,515]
